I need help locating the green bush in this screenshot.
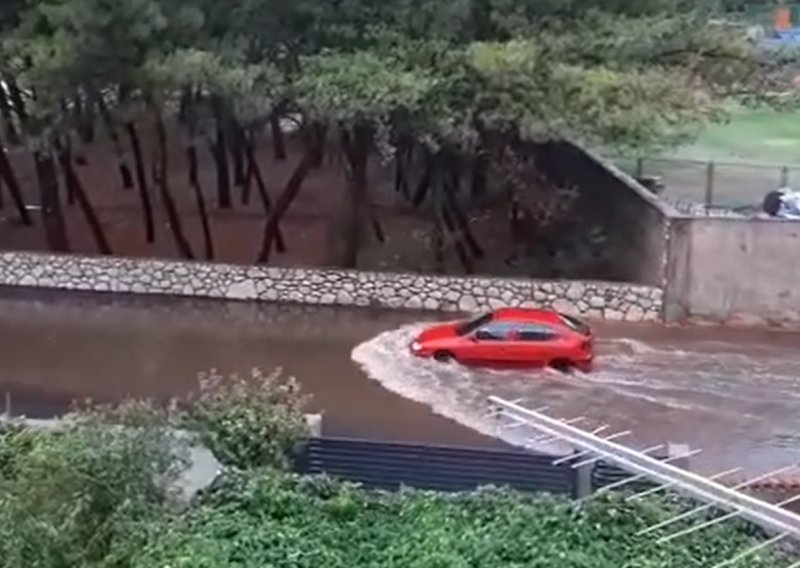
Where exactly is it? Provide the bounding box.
[0,401,185,568]
[181,368,310,471]
[129,472,790,568]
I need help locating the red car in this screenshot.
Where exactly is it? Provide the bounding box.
[410,308,594,372]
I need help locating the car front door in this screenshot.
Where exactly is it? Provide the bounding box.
[465,323,513,365]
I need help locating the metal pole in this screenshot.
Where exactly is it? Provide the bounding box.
[659,493,800,544]
[627,467,743,502]
[636,157,645,178]
[705,160,716,213]
[489,396,800,539]
[637,463,799,536]
[781,165,790,188]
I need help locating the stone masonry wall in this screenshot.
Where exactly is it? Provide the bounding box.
[0,252,663,322]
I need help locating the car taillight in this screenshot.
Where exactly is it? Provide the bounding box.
[581,340,592,351]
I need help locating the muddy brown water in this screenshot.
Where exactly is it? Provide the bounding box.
[2,288,800,474]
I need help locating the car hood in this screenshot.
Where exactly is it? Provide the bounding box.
[415,323,458,344]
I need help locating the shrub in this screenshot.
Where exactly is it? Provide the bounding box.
[181,368,310,471]
[0,400,185,568]
[128,471,789,568]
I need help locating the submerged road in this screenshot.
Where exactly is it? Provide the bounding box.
[1,288,800,473]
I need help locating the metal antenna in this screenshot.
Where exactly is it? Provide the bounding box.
[658,493,800,544]
[627,467,743,502]
[488,396,800,540]
[569,443,665,470]
[587,448,704,498]
[638,464,799,536]
[539,424,610,447]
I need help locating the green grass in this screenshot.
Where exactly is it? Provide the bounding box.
[671,108,800,165]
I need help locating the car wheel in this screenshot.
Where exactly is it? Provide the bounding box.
[549,359,574,374]
[433,351,455,363]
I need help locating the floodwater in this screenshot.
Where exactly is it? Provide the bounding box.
[354,323,800,473]
[0,288,491,447]
[2,288,800,473]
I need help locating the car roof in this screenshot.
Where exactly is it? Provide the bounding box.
[491,308,567,326]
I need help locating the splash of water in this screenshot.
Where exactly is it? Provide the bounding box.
[351,323,800,470]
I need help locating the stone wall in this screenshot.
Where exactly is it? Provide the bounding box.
[0,251,663,322]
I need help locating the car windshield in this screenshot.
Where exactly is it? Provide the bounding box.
[455,313,493,336]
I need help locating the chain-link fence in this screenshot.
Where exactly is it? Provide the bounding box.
[610,156,800,217]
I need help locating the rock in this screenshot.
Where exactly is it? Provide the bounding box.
[423,298,439,310]
[566,283,585,301]
[226,280,257,300]
[604,308,625,321]
[458,295,479,312]
[552,299,579,315]
[336,290,354,305]
[589,296,605,308]
[625,305,645,322]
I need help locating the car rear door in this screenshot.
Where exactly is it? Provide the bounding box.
[507,325,559,366]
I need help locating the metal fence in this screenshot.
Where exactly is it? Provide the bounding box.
[611,156,800,216]
[295,436,656,498]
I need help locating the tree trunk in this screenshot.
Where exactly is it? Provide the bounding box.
[74,95,96,144]
[471,150,488,200]
[0,145,32,225]
[394,142,411,199]
[153,107,194,260]
[95,94,133,189]
[413,151,435,207]
[257,125,324,264]
[309,122,327,169]
[187,143,214,260]
[340,125,371,269]
[242,131,287,253]
[33,150,69,253]
[124,122,156,243]
[441,204,473,273]
[231,126,246,188]
[211,96,232,209]
[57,144,112,255]
[6,77,28,130]
[444,162,485,259]
[432,183,445,273]
[269,110,286,161]
[0,85,20,145]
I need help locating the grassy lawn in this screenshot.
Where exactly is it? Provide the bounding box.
[670,108,800,165]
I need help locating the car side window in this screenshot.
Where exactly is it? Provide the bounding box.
[474,324,510,341]
[517,326,556,342]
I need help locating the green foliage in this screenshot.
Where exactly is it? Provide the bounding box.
[129,472,789,568]
[296,50,434,127]
[181,368,310,471]
[0,0,781,151]
[0,401,185,567]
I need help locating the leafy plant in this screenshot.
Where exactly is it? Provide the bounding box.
[0,400,185,568]
[129,471,790,568]
[181,368,310,471]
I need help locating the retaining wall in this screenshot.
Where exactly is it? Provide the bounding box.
[0,252,663,322]
[664,217,800,328]
[538,142,674,287]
